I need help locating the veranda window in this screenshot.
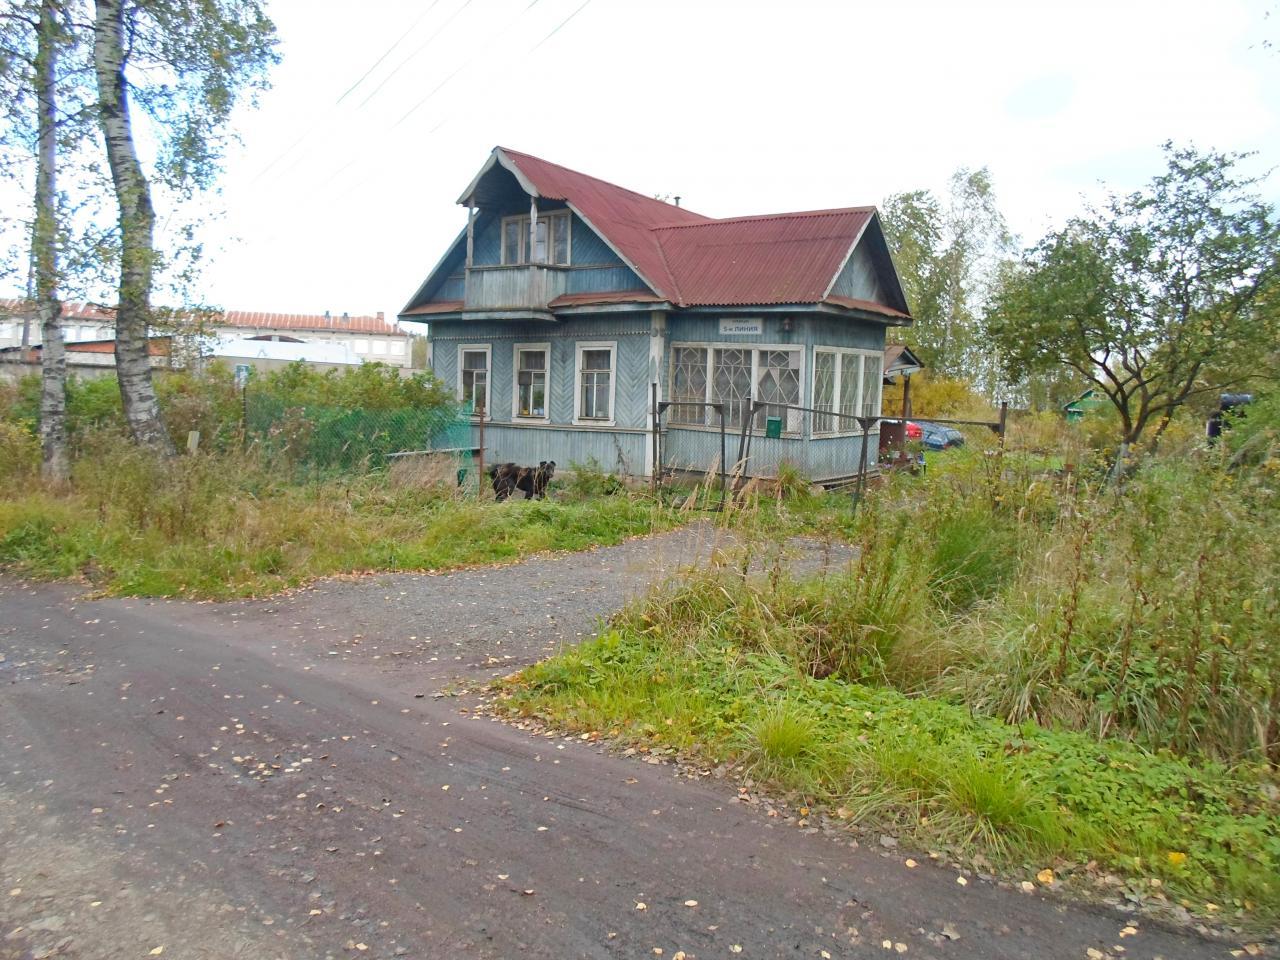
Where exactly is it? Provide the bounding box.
[861,354,882,419]
[712,348,754,429]
[813,351,837,433]
[516,347,548,418]
[755,349,802,431]
[671,346,710,425]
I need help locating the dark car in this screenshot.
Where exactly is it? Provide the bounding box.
[910,420,965,451]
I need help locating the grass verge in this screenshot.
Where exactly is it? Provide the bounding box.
[498,620,1280,927]
[0,454,676,599]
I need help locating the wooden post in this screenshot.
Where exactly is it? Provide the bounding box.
[465,205,476,267]
[529,197,538,263]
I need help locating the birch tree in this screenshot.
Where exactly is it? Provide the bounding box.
[880,168,1014,387]
[0,0,85,480]
[91,0,276,451]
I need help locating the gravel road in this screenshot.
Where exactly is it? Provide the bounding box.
[0,527,1229,959]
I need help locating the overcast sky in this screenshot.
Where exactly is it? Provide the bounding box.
[79,0,1280,321]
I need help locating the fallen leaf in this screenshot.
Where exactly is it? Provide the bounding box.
[730,947,742,955]
[1019,881,1035,893]
[904,859,917,869]
[1036,868,1055,885]
[683,899,698,907]
[955,876,967,886]
[149,949,164,957]
[1119,926,1137,938]
[1086,950,1103,960]
[635,901,647,910]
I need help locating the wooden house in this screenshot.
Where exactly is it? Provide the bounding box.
[400,147,913,481]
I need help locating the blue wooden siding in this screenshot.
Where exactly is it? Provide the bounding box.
[470,423,647,476]
[430,310,885,480]
[429,315,652,430]
[415,211,645,304]
[663,428,876,481]
[830,243,888,304]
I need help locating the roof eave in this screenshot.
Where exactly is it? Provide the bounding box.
[399,227,469,316]
[456,147,541,206]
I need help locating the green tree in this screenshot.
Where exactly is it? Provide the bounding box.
[91,0,277,452]
[989,144,1280,462]
[881,168,1013,387]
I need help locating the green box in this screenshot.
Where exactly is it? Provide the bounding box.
[765,416,783,439]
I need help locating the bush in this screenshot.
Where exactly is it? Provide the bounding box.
[0,421,39,482]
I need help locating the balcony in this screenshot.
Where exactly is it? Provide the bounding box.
[464,264,569,314]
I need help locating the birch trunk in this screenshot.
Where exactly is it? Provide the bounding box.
[34,0,67,482]
[93,0,172,453]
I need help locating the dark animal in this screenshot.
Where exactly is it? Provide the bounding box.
[488,460,555,501]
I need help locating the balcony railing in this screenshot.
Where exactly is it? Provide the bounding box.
[464,264,568,312]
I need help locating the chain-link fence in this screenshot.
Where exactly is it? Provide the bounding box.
[243,390,472,479]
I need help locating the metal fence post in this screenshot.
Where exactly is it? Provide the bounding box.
[476,411,485,499]
[718,405,727,508]
[651,382,659,496]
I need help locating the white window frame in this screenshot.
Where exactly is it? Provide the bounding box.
[500,211,571,266]
[511,341,551,421]
[810,346,882,437]
[573,340,616,426]
[390,340,406,356]
[457,343,492,420]
[371,339,388,355]
[666,342,806,436]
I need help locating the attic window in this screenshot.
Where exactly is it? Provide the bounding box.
[501,211,570,266]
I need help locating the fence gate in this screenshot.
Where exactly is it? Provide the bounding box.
[653,393,728,505]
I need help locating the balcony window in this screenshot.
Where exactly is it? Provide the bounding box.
[500,211,571,265]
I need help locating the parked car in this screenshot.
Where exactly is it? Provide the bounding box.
[909,420,965,450]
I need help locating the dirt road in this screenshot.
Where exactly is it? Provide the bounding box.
[0,529,1227,959]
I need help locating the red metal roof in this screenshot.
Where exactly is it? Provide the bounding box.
[498,148,711,300]
[546,290,664,309]
[402,300,464,316]
[824,295,912,320]
[652,209,874,306]
[481,150,907,316]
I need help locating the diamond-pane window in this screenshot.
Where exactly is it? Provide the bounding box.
[671,347,709,425]
[814,351,836,433]
[861,355,882,419]
[712,348,753,429]
[755,349,801,431]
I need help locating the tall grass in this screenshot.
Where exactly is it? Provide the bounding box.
[0,433,674,598]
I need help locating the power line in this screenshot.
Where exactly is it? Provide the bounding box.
[249,0,456,184]
[355,0,477,110]
[335,1,445,105]
[393,0,543,129]
[529,0,592,53]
